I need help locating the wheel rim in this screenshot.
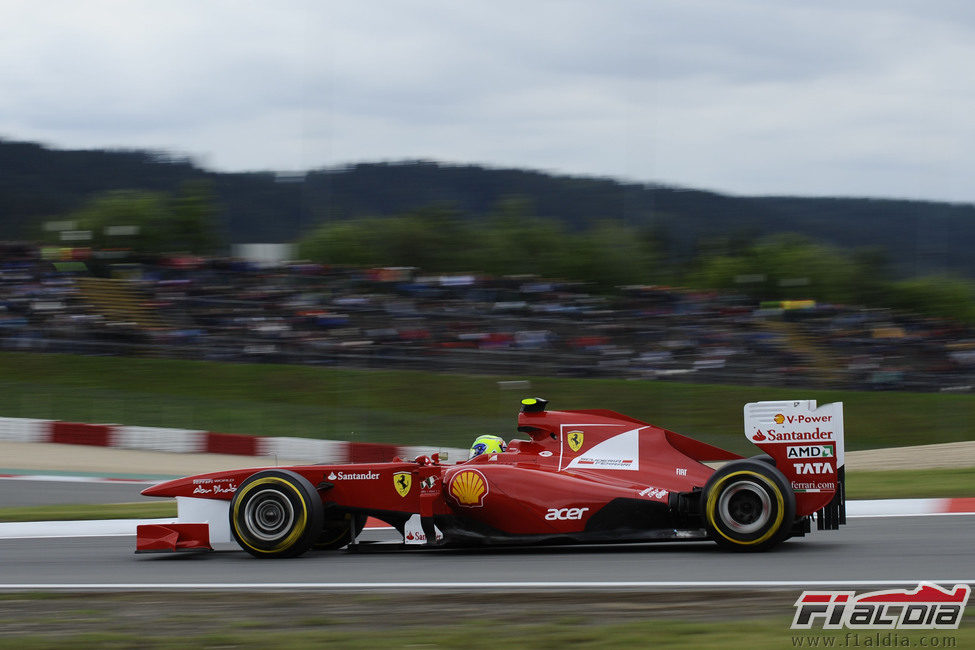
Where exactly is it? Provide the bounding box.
[717,480,771,534]
[243,488,295,542]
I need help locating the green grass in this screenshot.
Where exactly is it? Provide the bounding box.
[4,351,975,451]
[0,502,176,522]
[846,467,975,499]
[0,617,972,649]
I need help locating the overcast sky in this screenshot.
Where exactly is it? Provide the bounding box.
[2,1,974,203]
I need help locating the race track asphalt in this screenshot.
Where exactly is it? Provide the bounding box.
[1,515,972,589]
[0,477,155,507]
[3,477,973,590]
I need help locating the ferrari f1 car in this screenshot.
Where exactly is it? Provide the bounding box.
[136,398,846,557]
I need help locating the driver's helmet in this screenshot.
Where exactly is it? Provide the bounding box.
[469,434,507,459]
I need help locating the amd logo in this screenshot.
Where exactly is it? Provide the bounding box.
[545,507,590,521]
[787,445,833,459]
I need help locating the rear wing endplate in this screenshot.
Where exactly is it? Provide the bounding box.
[744,400,846,530]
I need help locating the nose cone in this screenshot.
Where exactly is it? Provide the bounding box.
[141,478,183,497]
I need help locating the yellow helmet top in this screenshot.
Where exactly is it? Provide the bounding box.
[469,434,506,459]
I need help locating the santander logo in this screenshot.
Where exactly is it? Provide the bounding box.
[752,430,768,441]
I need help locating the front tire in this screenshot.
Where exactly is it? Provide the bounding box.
[702,459,795,552]
[230,469,323,559]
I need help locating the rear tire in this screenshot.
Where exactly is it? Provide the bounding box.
[702,459,795,552]
[230,469,323,559]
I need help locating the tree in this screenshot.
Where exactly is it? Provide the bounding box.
[887,276,975,323]
[168,181,220,254]
[49,186,221,256]
[687,234,858,303]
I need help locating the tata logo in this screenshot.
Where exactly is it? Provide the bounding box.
[545,507,590,521]
[787,445,833,459]
[793,461,835,475]
[567,430,584,452]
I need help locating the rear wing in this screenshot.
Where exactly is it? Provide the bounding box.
[744,400,846,530]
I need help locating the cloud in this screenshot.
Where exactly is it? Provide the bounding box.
[2,1,975,201]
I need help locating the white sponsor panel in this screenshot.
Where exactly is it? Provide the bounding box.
[744,400,844,467]
[563,427,643,471]
[0,417,51,443]
[258,437,348,464]
[112,426,206,453]
[402,513,443,544]
[176,496,236,550]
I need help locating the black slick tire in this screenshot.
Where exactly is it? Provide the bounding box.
[229,469,324,559]
[701,459,796,552]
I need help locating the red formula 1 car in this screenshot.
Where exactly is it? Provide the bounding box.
[136,398,846,557]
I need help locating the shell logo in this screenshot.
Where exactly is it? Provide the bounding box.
[774,413,785,424]
[448,469,488,507]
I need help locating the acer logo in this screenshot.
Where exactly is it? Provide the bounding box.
[545,507,590,521]
[793,461,835,475]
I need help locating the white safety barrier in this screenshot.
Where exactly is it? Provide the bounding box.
[112,426,206,453]
[0,415,485,466]
[400,445,467,461]
[0,417,51,443]
[258,436,349,464]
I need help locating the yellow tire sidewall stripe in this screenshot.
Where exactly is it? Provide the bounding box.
[232,476,309,554]
[705,470,785,547]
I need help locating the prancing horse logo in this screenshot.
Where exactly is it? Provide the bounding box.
[393,471,412,497]
[567,430,584,452]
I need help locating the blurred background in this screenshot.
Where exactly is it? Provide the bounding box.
[5,4,975,645]
[3,1,975,453]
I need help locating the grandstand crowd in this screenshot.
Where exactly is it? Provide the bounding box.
[2,242,974,393]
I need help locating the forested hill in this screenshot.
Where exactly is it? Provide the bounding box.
[2,137,974,277]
